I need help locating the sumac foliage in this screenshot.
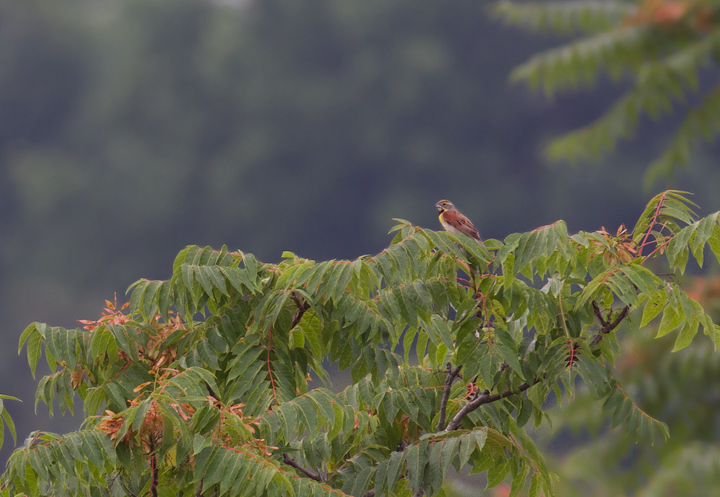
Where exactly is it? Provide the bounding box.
[4,190,719,497]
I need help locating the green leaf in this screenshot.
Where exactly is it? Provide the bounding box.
[708,224,720,263]
[1,404,17,448]
[18,323,37,354]
[494,328,525,380]
[640,289,667,328]
[406,440,428,492]
[529,473,541,497]
[656,304,684,338]
[90,326,115,361]
[386,450,406,493]
[672,314,699,351]
[486,459,510,489]
[157,280,173,322]
[26,328,43,379]
[207,267,229,296]
[195,266,215,297]
[458,432,477,468]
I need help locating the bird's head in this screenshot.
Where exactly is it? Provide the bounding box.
[435,199,455,212]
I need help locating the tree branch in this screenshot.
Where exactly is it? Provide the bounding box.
[445,379,539,431]
[591,302,630,346]
[291,291,311,328]
[282,454,325,482]
[437,363,462,431]
[592,300,607,327]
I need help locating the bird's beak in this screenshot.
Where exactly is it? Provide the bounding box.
[434,202,442,210]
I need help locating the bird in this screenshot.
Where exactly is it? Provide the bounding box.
[435,200,482,243]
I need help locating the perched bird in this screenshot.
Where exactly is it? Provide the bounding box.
[435,200,482,243]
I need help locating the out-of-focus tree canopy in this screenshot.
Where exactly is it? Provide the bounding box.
[540,277,720,497]
[496,0,720,186]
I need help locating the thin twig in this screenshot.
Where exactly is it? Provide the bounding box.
[591,303,630,346]
[643,235,673,261]
[437,363,462,431]
[290,291,311,328]
[195,479,204,497]
[283,454,325,482]
[204,382,220,401]
[445,380,539,431]
[592,301,607,327]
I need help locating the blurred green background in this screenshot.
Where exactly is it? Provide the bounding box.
[2,0,720,493]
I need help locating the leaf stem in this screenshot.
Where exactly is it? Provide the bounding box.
[639,192,667,256]
[267,325,277,399]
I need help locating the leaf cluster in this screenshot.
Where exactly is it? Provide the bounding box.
[4,191,720,497]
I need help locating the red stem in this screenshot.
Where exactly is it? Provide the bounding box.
[639,192,667,257]
[267,325,277,399]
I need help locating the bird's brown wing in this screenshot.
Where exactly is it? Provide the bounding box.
[442,209,481,242]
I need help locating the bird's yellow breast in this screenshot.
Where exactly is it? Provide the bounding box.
[438,212,451,231]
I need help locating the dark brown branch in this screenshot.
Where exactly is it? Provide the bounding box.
[195,480,204,497]
[602,306,630,334]
[437,363,462,431]
[363,490,375,497]
[592,301,607,327]
[412,487,425,497]
[441,301,631,434]
[445,379,540,431]
[205,382,220,401]
[591,303,630,346]
[291,291,311,328]
[283,454,325,482]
